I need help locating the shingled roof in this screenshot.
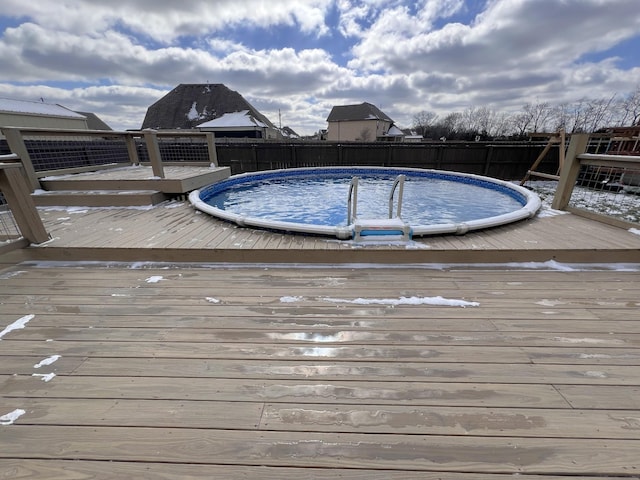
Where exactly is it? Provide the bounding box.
[326,102,393,123]
[74,111,112,130]
[141,84,275,130]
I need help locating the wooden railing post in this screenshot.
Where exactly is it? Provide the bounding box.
[205,132,218,167]
[143,130,165,178]
[125,133,140,166]
[2,127,40,191]
[552,133,589,210]
[0,155,49,244]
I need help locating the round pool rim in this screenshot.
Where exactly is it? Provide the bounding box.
[189,166,542,239]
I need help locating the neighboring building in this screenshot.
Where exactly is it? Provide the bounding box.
[326,102,394,142]
[0,98,89,135]
[377,124,405,142]
[141,83,280,139]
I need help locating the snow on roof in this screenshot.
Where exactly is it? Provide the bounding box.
[197,110,266,128]
[0,98,86,118]
[386,125,404,136]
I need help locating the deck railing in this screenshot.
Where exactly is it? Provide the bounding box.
[0,153,50,252]
[553,133,640,229]
[1,127,218,191]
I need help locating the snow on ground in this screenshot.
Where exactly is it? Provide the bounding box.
[145,275,164,283]
[33,355,61,369]
[32,373,56,382]
[321,295,479,307]
[0,314,34,340]
[0,409,26,426]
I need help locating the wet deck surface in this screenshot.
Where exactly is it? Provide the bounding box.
[14,200,640,264]
[1,263,640,478]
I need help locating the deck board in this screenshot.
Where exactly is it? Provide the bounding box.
[1,265,639,478]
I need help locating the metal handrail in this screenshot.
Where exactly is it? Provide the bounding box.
[347,176,359,224]
[388,174,406,218]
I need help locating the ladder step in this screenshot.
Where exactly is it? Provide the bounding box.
[352,218,412,241]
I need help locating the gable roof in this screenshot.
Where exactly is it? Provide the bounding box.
[0,97,86,119]
[74,111,112,130]
[141,83,276,130]
[326,102,393,123]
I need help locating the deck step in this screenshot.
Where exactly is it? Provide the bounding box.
[38,166,230,194]
[352,218,413,241]
[32,190,169,207]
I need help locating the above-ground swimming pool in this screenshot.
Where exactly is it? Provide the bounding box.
[189,167,541,239]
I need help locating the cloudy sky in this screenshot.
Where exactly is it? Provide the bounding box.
[1,0,639,135]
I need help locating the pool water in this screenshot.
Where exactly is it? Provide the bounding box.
[192,167,541,238]
[202,171,525,227]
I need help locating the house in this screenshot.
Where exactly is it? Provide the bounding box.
[141,84,280,139]
[326,102,394,142]
[0,98,89,136]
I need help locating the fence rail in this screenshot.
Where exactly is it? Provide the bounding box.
[553,134,640,229]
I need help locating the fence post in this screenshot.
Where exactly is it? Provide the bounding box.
[552,133,589,210]
[205,132,218,167]
[125,133,140,166]
[0,158,49,244]
[143,130,165,178]
[2,127,40,191]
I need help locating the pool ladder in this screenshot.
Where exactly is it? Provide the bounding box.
[348,175,413,241]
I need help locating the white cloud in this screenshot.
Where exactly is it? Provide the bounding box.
[1,0,332,42]
[1,0,639,135]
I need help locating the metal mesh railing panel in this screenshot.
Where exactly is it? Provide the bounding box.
[23,136,131,171]
[571,165,640,224]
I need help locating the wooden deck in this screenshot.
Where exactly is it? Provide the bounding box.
[8,199,640,263]
[1,263,639,478]
[1,171,640,477]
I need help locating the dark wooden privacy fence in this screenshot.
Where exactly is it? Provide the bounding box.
[216,141,558,179]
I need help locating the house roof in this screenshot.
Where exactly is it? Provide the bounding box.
[74,111,112,130]
[141,83,276,130]
[197,110,266,129]
[280,126,300,138]
[326,102,393,123]
[385,125,405,136]
[0,98,86,119]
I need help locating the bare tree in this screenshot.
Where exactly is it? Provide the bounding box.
[582,95,617,132]
[618,85,640,126]
[438,112,462,138]
[525,101,554,132]
[412,110,438,136]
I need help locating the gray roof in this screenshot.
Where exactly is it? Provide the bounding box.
[74,111,112,130]
[141,84,275,130]
[326,102,393,123]
[0,97,85,118]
